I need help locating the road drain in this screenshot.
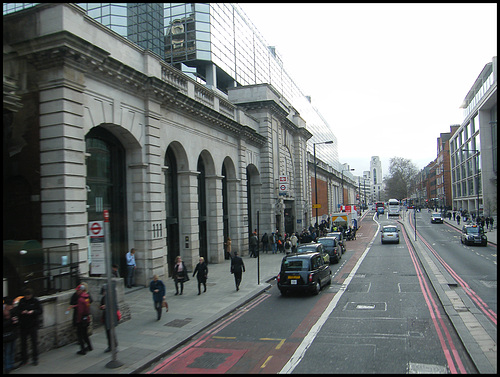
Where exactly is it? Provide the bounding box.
[164,318,193,328]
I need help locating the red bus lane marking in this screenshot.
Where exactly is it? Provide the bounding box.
[409,216,497,325]
[147,294,270,374]
[402,228,466,374]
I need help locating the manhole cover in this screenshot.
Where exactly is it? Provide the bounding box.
[164,318,192,328]
[187,352,231,369]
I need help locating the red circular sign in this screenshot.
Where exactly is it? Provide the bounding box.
[90,222,102,235]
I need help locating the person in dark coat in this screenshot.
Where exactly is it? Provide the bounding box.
[173,256,189,295]
[230,251,245,291]
[193,257,209,295]
[3,297,19,373]
[100,284,119,352]
[17,288,43,367]
[149,275,166,320]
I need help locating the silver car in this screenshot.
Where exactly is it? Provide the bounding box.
[381,225,400,244]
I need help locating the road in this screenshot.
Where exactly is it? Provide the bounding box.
[146,211,492,374]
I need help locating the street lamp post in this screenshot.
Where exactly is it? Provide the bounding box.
[313,141,333,227]
[461,149,481,218]
[341,168,355,210]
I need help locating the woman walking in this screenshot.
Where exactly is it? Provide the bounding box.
[149,275,166,320]
[173,256,188,295]
[193,257,209,295]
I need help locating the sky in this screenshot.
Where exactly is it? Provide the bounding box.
[238,3,497,177]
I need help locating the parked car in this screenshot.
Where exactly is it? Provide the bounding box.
[316,237,342,263]
[431,212,444,224]
[296,243,330,264]
[277,251,332,295]
[380,225,400,244]
[460,224,487,246]
[326,232,346,253]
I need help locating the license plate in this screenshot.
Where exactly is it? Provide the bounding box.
[291,280,297,285]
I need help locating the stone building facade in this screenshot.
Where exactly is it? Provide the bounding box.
[3,3,313,288]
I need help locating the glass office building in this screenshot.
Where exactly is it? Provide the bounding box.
[4,3,340,169]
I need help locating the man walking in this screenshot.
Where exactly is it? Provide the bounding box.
[126,248,136,288]
[17,288,43,367]
[230,251,245,291]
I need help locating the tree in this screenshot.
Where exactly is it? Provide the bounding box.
[383,157,419,200]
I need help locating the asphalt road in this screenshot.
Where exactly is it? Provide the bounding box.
[147,213,481,374]
[411,211,497,315]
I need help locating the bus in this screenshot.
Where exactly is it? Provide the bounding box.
[387,198,400,216]
[375,202,385,214]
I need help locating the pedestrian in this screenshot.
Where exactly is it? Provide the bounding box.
[111,264,120,278]
[193,257,209,295]
[225,237,232,259]
[284,237,292,254]
[261,233,269,253]
[149,275,166,320]
[100,284,119,352]
[75,284,92,355]
[230,251,245,291]
[17,288,43,367]
[249,232,258,258]
[68,283,93,330]
[456,214,460,225]
[3,297,19,373]
[453,211,456,221]
[485,217,490,230]
[173,256,189,295]
[290,233,298,253]
[271,232,277,254]
[126,248,136,288]
[490,217,494,229]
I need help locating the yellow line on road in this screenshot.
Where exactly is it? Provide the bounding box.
[212,336,236,339]
[259,338,286,349]
[261,355,273,368]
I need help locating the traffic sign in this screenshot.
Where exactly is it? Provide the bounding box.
[89,221,104,237]
[313,204,321,209]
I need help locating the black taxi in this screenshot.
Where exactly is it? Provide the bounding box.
[277,251,331,296]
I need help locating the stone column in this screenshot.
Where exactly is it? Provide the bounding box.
[205,174,224,263]
[177,170,200,270]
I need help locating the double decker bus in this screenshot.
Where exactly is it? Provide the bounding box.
[387,198,400,216]
[375,202,385,213]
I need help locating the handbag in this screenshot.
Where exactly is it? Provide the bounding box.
[162,300,169,312]
[116,310,122,321]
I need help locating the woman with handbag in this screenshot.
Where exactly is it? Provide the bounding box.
[173,256,188,295]
[149,275,166,320]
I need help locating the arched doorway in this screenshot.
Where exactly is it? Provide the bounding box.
[165,146,180,277]
[86,127,127,277]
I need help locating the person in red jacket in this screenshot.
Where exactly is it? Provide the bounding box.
[75,285,93,355]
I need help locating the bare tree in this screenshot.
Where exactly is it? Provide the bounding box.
[383,157,419,200]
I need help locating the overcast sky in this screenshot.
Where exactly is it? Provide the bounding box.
[238,3,497,177]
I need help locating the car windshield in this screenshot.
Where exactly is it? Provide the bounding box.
[329,232,342,238]
[282,258,309,271]
[297,246,316,253]
[465,227,481,234]
[383,227,397,233]
[432,214,441,217]
[318,239,335,247]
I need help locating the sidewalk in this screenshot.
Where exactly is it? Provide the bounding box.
[11,252,285,374]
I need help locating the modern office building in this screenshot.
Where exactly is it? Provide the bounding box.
[450,56,497,217]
